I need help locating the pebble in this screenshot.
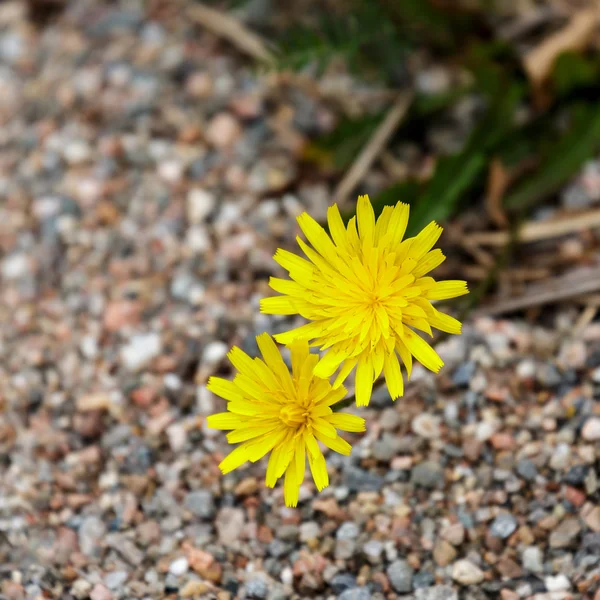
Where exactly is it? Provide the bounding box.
[522,546,544,573]
[330,574,357,594]
[78,516,106,556]
[202,341,229,365]
[184,490,216,519]
[120,333,162,371]
[490,513,518,539]
[104,571,128,590]
[299,521,320,541]
[169,557,189,576]
[412,413,441,438]
[187,188,216,224]
[451,559,485,585]
[206,112,241,148]
[516,458,538,481]
[387,559,414,593]
[245,577,269,599]
[90,584,112,600]
[411,461,444,489]
[584,505,600,532]
[433,539,457,566]
[415,586,458,600]
[545,575,571,592]
[338,588,371,600]
[441,522,465,546]
[549,518,581,548]
[581,417,600,441]
[363,540,383,563]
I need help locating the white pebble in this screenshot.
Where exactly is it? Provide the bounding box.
[120,333,162,371]
[545,574,571,592]
[203,341,228,365]
[412,413,441,439]
[187,188,216,224]
[2,253,30,280]
[582,417,600,441]
[169,557,189,576]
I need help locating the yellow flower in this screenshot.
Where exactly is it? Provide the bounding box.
[206,333,365,507]
[261,195,468,407]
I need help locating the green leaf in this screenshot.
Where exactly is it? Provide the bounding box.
[504,104,600,212]
[406,152,486,235]
[553,52,599,98]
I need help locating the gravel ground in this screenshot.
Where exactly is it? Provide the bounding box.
[0,2,600,599]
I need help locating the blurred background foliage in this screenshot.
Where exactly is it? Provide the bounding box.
[205,0,600,240]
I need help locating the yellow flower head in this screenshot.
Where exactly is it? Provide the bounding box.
[261,195,468,407]
[206,333,365,507]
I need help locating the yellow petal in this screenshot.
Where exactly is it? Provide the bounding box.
[356,194,375,242]
[384,351,404,399]
[333,357,358,388]
[226,424,278,443]
[219,444,250,474]
[327,413,366,432]
[297,212,339,265]
[273,248,314,285]
[429,308,462,334]
[327,204,349,252]
[425,280,469,300]
[312,417,337,439]
[355,357,374,407]
[409,221,443,260]
[206,412,248,430]
[396,338,413,379]
[266,440,293,487]
[412,249,446,278]
[386,202,410,246]
[307,446,329,491]
[207,377,244,402]
[314,431,352,456]
[260,296,298,315]
[314,350,347,378]
[284,456,300,507]
[404,329,444,373]
[268,277,304,295]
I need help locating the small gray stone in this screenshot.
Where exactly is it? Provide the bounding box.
[184,490,215,519]
[104,571,128,590]
[387,559,414,593]
[415,585,458,600]
[522,546,544,573]
[335,539,357,560]
[299,521,320,541]
[490,513,518,539]
[338,588,371,600]
[363,540,383,563]
[343,467,384,492]
[330,573,357,594]
[549,518,581,548]
[516,459,538,481]
[411,461,444,489]
[536,364,562,388]
[78,516,106,557]
[337,522,360,540]
[246,577,269,599]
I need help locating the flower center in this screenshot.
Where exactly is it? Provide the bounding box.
[279,404,309,427]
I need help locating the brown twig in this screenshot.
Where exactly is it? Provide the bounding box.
[188,3,275,65]
[467,208,600,247]
[474,266,600,316]
[332,91,414,205]
[523,6,600,87]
